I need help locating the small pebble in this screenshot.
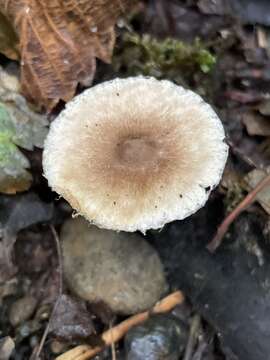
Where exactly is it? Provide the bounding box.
[62,218,168,315]
[0,337,15,360]
[125,314,188,360]
[29,335,39,348]
[50,340,68,355]
[9,295,37,327]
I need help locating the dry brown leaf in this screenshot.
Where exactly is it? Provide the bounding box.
[244,167,270,215]
[0,0,135,110]
[242,111,270,136]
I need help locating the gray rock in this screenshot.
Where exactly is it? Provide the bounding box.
[125,314,188,360]
[62,218,168,315]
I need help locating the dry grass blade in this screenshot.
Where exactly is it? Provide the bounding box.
[56,290,185,360]
[0,0,135,110]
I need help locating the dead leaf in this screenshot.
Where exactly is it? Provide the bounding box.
[0,0,136,110]
[244,167,270,214]
[0,66,48,194]
[49,294,95,343]
[0,12,19,60]
[199,0,270,26]
[0,192,54,282]
[258,99,270,116]
[198,0,231,15]
[242,111,270,136]
[0,193,54,235]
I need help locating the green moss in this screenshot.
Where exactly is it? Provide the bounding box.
[113,33,216,84]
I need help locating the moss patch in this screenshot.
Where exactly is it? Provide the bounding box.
[113,33,216,85]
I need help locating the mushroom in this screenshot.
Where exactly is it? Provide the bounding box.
[43,76,228,232]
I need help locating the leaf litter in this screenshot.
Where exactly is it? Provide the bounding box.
[0,192,53,282]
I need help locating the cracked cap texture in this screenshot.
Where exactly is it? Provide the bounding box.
[43,77,228,232]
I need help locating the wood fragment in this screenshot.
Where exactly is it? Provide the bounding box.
[56,291,185,360]
[207,173,270,252]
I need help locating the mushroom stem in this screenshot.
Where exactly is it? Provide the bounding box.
[207,172,270,252]
[56,290,184,360]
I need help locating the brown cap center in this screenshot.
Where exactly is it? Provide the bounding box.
[116,137,159,168]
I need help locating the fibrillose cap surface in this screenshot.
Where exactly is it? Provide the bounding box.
[43,77,228,232]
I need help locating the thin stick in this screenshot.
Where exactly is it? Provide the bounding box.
[31,226,63,360]
[110,320,117,360]
[183,314,201,360]
[207,173,270,252]
[56,291,184,360]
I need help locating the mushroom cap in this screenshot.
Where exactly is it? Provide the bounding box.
[43,77,228,232]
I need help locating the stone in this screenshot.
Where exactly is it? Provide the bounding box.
[9,295,37,327]
[62,218,168,315]
[125,314,188,360]
[0,337,15,360]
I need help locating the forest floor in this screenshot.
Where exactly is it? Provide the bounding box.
[1,1,270,359]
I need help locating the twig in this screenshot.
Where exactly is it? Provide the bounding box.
[31,225,63,360]
[56,291,184,360]
[207,172,270,252]
[110,320,117,360]
[192,342,208,360]
[183,314,201,360]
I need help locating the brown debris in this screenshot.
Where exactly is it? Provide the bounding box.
[0,0,135,110]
